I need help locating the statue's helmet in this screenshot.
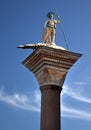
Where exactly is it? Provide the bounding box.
[47,12,55,18]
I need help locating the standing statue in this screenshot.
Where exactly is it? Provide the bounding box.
[18,11,67,50]
[42,12,60,45]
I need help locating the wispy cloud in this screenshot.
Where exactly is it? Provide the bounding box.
[0,87,41,112]
[62,85,91,104]
[0,85,91,120]
[62,105,91,120]
[73,81,86,85]
[61,85,91,120]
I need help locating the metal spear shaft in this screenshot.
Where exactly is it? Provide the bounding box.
[54,8,69,50]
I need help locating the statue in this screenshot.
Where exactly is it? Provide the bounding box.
[17,11,66,50]
[42,12,60,45]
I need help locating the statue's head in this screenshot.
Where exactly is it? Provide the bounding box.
[47,12,54,19]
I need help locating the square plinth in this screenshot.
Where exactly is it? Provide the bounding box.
[22,46,82,87]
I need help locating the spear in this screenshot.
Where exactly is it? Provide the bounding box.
[54,8,69,50]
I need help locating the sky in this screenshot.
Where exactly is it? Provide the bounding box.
[0,0,91,130]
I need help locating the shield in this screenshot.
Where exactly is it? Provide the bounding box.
[42,27,50,43]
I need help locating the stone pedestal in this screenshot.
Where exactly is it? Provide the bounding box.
[22,46,82,130]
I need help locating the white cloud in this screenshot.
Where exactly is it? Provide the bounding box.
[73,81,85,85]
[61,85,91,120]
[0,85,91,120]
[0,88,41,112]
[62,105,91,120]
[62,85,91,104]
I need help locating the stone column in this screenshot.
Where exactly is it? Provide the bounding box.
[40,84,61,130]
[22,46,82,130]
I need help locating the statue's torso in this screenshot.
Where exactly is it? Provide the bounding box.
[46,20,56,28]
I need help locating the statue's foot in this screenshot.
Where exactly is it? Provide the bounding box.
[50,42,56,46]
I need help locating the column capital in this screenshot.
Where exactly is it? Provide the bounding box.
[22,46,82,88]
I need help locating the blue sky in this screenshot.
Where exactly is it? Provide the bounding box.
[0,0,91,130]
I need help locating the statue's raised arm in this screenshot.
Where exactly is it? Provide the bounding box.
[42,12,60,45]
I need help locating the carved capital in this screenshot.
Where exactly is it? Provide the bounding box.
[22,46,82,88]
[35,66,66,88]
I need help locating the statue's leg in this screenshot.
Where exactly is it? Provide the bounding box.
[51,34,55,43]
[51,29,56,44]
[46,34,50,43]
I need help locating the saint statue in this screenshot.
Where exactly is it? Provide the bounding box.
[18,11,66,50]
[42,12,60,45]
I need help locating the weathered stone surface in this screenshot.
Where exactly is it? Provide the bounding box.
[22,46,82,88]
[35,67,66,88]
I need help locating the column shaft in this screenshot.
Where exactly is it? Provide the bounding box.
[40,85,62,130]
